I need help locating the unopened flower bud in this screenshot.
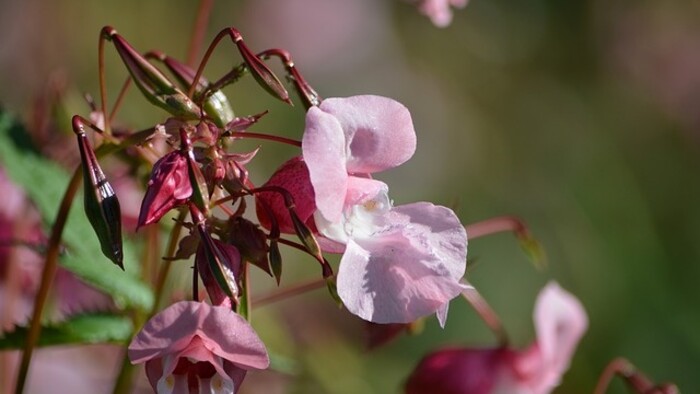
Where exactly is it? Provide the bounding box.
[227,217,271,276]
[73,116,123,269]
[138,150,191,227]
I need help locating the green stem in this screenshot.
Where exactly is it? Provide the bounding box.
[14,167,81,394]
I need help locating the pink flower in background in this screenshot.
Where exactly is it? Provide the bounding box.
[129,301,269,394]
[0,168,113,329]
[414,0,469,27]
[405,282,588,394]
[303,95,468,325]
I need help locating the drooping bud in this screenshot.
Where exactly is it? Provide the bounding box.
[148,51,235,128]
[226,28,291,105]
[181,128,210,215]
[138,150,191,227]
[195,232,241,307]
[259,49,321,109]
[73,116,123,269]
[101,26,201,120]
[227,217,272,276]
[268,239,282,285]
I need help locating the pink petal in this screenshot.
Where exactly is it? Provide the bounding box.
[521,281,588,392]
[128,301,202,363]
[345,176,388,208]
[317,96,416,174]
[302,106,348,222]
[337,234,465,324]
[391,202,468,282]
[128,301,269,370]
[198,303,270,369]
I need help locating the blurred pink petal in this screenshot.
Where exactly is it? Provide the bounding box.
[129,301,269,393]
[405,282,587,394]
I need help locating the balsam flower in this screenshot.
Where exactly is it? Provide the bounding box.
[128,301,269,394]
[304,95,467,325]
[405,282,588,394]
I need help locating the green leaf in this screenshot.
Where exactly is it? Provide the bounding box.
[0,314,133,349]
[0,112,154,310]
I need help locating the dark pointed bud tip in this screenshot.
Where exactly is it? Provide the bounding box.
[269,240,282,285]
[76,130,123,268]
[231,31,290,105]
[101,26,117,39]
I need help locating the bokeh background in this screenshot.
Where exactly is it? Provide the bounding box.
[1,0,699,392]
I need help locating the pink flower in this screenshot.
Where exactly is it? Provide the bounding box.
[138,151,191,227]
[303,95,468,325]
[128,301,269,394]
[405,282,588,394]
[414,0,469,27]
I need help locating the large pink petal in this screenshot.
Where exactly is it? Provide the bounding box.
[337,234,465,324]
[198,304,269,369]
[390,202,468,282]
[128,301,201,363]
[302,106,348,222]
[318,95,416,174]
[129,301,268,370]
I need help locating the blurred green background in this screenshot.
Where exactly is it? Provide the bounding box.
[1,0,698,392]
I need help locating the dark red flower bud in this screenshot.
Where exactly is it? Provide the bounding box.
[138,150,191,227]
[227,217,271,276]
[255,156,316,233]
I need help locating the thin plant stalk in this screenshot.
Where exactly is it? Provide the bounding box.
[460,282,509,346]
[14,168,81,394]
[186,0,214,67]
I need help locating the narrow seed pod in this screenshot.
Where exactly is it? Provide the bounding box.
[73,116,123,269]
[227,28,291,105]
[101,26,201,120]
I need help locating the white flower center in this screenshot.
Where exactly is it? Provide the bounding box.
[316,189,392,244]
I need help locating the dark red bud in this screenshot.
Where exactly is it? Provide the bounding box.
[227,217,272,276]
[138,150,191,227]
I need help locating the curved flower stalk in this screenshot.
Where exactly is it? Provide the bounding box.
[405,282,588,394]
[257,95,468,325]
[128,301,269,394]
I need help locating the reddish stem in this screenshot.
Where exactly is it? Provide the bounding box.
[460,282,509,346]
[15,167,82,394]
[252,276,327,307]
[464,215,529,240]
[594,358,679,394]
[226,131,301,147]
[186,0,214,67]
